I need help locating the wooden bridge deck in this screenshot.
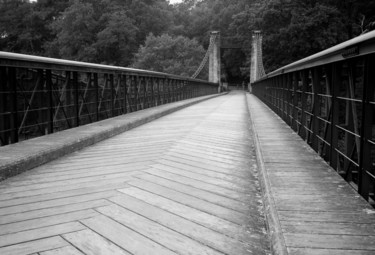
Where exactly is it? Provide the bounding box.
[1,91,375,255]
[0,92,269,255]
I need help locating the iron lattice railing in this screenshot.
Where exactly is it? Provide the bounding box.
[252,31,375,204]
[0,52,218,146]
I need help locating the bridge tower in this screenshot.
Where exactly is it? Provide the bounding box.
[208,31,221,89]
[250,31,266,91]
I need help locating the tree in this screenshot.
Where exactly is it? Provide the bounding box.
[93,10,138,66]
[46,0,98,62]
[132,33,205,77]
[231,0,351,72]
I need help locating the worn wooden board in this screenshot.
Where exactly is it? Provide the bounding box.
[0,222,85,247]
[97,205,222,255]
[0,237,69,255]
[135,173,250,213]
[80,215,176,254]
[128,178,247,225]
[39,246,85,255]
[62,229,131,255]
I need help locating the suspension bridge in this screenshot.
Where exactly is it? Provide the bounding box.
[0,31,375,255]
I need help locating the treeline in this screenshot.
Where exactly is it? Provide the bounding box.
[1,0,374,79]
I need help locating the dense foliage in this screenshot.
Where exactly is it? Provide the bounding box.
[1,0,374,80]
[132,34,205,76]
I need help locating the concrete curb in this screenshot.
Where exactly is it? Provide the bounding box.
[0,93,226,181]
[245,93,288,255]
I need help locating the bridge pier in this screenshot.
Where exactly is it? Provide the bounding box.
[209,31,221,92]
[250,31,265,91]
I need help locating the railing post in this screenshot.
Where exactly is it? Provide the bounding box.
[94,73,99,121]
[300,70,308,140]
[167,79,171,103]
[292,73,298,132]
[282,74,288,122]
[151,77,155,107]
[125,74,128,114]
[109,74,114,117]
[46,70,54,134]
[134,76,139,110]
[73,72,79,127]
[9,67,19,143]
[0,67,9,145]
[157,78,161,105]
[311,67,321,152]
[359,54,375,200]
[330,63,340,170]
[287,73,293,126]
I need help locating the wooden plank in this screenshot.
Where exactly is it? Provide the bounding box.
[156,158,249,178]
[0,237,68,255]
[279,211,375,224]
[20,161,151,177]
[151,162,251,187]
[283,233,375,250]
[135,174,250,213]
[0,182,129,208]
[170,144,250,160]
[165,149,246,165]
[0,209,98,235]
[0,199,110,225]
[97,205,222,255]
[0,178,130,201]
[40,246,84,255]
[0,222,85,247]
[2,165,142,187]
[160,155,250,176]
[118,187,254,238]
[144,169,248,202]
[0,173,134,194]
[288,248,375,255]
[80,215,176,255]
[0,190,119,216]
[275,200,367,212]
[62,229,130,255]
[147,165,252,193]
[161,153,247,170]
[177,140,248,155]
[109,191,267,254]
[282,222,375,235]
[128,178,248,225]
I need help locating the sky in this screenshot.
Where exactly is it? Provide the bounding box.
[169,0,183,4]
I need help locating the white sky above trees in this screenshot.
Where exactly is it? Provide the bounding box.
[169,0,183,4]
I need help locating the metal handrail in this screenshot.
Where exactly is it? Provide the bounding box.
[257,30,375,81]
[0,51,216,84]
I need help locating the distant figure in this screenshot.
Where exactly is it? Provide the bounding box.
[242,81,245,91]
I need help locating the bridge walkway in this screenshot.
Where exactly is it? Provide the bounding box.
[1,91,375,255]
[248,94,375,255]
[0,91,269,255]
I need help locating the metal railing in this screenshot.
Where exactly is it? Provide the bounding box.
[252,31,375,204]
[0,52,218,146]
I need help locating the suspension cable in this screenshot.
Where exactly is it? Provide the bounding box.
[191,33,217,79]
